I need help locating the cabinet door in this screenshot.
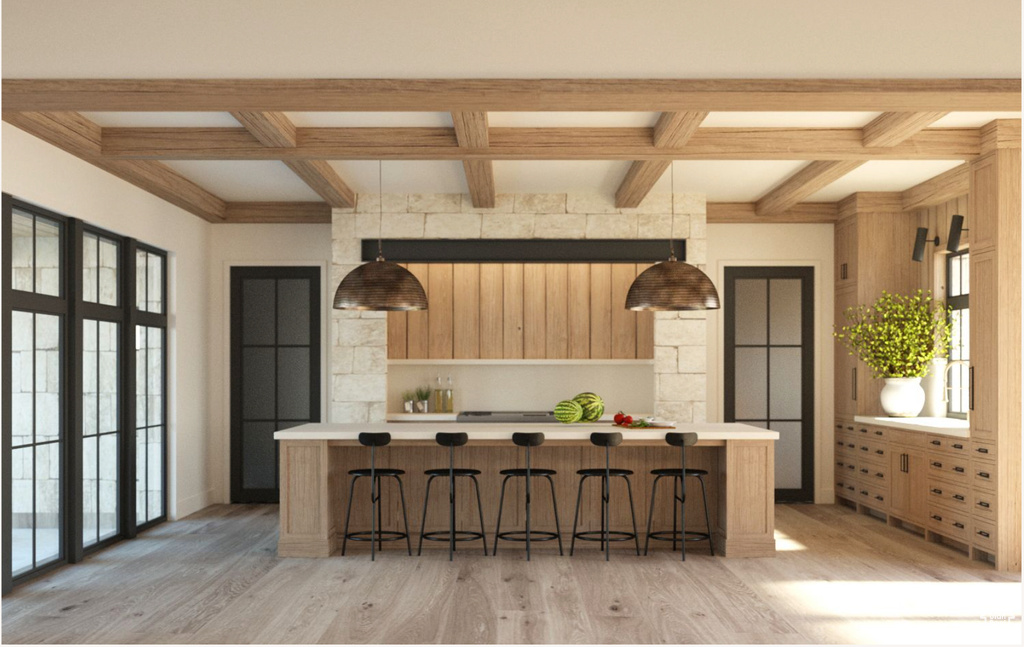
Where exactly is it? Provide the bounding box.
[968,153,997,254]
[834,287,859,418]
[890,446,927,524]
[835,218,858,285]
[970,250,996,440]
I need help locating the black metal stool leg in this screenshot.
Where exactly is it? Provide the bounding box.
[678,476,687,562]
[602,475,610,561]
[698,474,715,556]
[545,475,563,556]
[493,475,511,556]
[341,474,360,556]
[623,476,641,556]
[396,475,412,556]
[644,474,663,556]
[471,475,488,556]
[418,475,436,556]
[672,476,679,552]
[570,475,587,556]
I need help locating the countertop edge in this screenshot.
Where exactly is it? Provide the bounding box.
[853,416,971,438]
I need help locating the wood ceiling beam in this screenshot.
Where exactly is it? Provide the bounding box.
[222,202,331,223]
[755,160,864,217]
[901,163,969,211]
[452,111,495,208]
[4,78,1019,112]
[707,201,838,223]
[99,126,980,161]
[230,111,355,208]
[862,111,949,147]
[616,111,708,208]
[2,110,226,222]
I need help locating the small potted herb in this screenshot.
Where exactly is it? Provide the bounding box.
[401,390,415,413]
[415,386,432,413]
[834,290,950,417]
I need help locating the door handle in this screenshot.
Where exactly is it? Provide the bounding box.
[969,366,974,410]
[852,367,857,401]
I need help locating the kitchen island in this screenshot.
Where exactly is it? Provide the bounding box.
[273,422,779,559]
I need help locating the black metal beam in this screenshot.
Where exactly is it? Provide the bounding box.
[361,239,686,264]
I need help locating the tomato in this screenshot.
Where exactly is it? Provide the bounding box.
[622,415,633,426]
[613,411,625,425]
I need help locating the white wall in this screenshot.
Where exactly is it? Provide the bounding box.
[206,224,331,503]
[2,123,213,519]
[705,223,835,503]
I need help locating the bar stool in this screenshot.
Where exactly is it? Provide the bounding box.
[570,431,641,561]
[643,432,715,560]
[417,432,488,560]
[493,432,563,560]
[341,432,412,560]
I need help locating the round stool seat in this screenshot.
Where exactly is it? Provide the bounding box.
[348,467,405,477]
[651,467,708,477]
[424,467,481,477]
[499,467,557,476]
[577,467,633,477]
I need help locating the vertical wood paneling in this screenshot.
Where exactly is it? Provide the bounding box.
[523,264,547,358]
[545,264,569,359]
[479,264,504,359]
[428,263,454,358]
[386,263,408,359]
[567,264,591,359]
[611,263,638,358]
[405,263,430,359]
[589,264,612,359]
[502,264,524,359]
[635,263,655,359]
[452,264,480,359]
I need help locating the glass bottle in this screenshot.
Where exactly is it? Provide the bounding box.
[433,373,445,413]
[445,375,455,413]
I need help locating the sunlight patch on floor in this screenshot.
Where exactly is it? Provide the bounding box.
[773,528,807,551]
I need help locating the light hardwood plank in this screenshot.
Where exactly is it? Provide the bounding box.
[452,111,496,208]
[502,264,524,359]
[610,264,638,358]
[567,264,591,360]
[901,163,969,211]
[452,263,481,359]
[221,201,330,223]
[428,263,454,359]
[523,264,547,359]
[707,201,838,223]
[589,264,613,359]
[387,266,409,359]
[479,264,504,359]
[405,263,431,359]
[635,264,655,359]
[544,264,569,359]
[756,160,864,217]
[862,111,949,147]
[230,111,297,147]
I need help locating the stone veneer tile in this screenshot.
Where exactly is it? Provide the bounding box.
[409,193,462,213]
[331,402,370,423]
[655,401,694,424]
[356,194,410,213]
[462,193,515,213]
[331,346,354,374]
[674,193,706,214]
[333,374,388,402]
[689,216,707,240]
[481,213,535,238]
[658,373,706,402]
[691,401,707,423]
[677,348,707,373]
[654,319,706,346]
[671,214,691,238]
[380,213,425,238]
[686,239,707,264]
[514,193,566,214]
[533,213,585,238]
[353,346,387,374]
[620,193,672,214]
[424,213,482,238]
[654,346,677,373]
[336,319,386,347]
[585,214,638,238]
[566,193,618,214]
[637,213,673,239]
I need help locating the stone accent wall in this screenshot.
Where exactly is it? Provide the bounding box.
[330,192,708,424]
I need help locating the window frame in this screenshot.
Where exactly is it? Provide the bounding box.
[946,249,969,419]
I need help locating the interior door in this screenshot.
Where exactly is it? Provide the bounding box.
[724,267,815,502]
[230,267,320,503]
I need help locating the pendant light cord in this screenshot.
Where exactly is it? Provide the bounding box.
[377,160,384,260]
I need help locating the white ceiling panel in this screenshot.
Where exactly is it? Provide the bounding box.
[286,112,453,127]
[931,111,1022,127]
[161,161,323,201]
[701,112,882,128]
[666,160,809,201]
[806,160,965,202]
[327,161,468,194]
[488,112,660,127]
[493,161,634,193]
[80,111,242,127]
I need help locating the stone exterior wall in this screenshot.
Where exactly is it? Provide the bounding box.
[330,192,708,424]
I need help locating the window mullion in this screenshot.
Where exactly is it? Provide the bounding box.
[65,218,84,564]
[122,239,139,539]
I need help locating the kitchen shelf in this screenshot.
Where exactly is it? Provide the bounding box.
[387,359,654,366]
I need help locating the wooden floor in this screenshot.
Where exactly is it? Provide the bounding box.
[2,504,1020,645]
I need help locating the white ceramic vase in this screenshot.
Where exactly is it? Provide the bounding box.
[880,377,926,417]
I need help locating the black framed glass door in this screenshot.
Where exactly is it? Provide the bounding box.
[230,267,321,503]
[724,266,815,502]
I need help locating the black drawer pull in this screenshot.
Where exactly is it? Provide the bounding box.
[847,465,855,470]
[875,495,884,501]
[953,494,965,501]
[931,514,942,522]
[978,471,991,479]
[836,424,843,430]
[931,461,943,468]
[837,440,844,447]
[931,488,943,495]
[875,449,884,455]
[860,446,868,452]
[953,522,965,529]
[976,447,989,454]
[930,440,942,446]
[978,501,991,508]
[846,485,855,491]
[858,428,867,434]
[847,443,855,449]
[874,430,883,436]
[837,481,844,488]
[837,461,844,467]
[875,472,884,478]
[977,530,990,538]
[846,426,854,431]
[860,468,868,474]
[860,490,868,496]
[953,466,965,473]
[952,444,964,450]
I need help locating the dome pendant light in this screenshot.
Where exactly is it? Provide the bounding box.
[625,163,720,311]
[333,162,428,311]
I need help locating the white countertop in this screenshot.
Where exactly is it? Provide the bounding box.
[854,416,970,438]
[385,413,654,423]
[274,421,779,441]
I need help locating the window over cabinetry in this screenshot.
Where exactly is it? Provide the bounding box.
[946,250,969,418]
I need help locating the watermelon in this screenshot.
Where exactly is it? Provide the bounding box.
[554,399,584,424]
[573,392,605,423]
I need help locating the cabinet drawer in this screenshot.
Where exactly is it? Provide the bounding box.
[972,491,997,521]
[971,460,997,492]
[887,428,927,448]
[926,505,971,543]
[835,479,858,499]
[926,453,970,486]
[970,440,996,459]
[854,437,889,462]
[925,435,969,455]
[972,519,997,552]
[926,478,970,511]
[835,459,859,481]
[853,424,888,441]
[853,481,889,510]
[854,462,888,486]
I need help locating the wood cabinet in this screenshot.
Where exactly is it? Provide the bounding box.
[834,217,858,285]
[888,445,927,525]
[834,287,860,419]
[387,263,655,360]
[968,249,996,440]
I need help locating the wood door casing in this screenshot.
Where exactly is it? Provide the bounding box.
[387,263,654,360]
